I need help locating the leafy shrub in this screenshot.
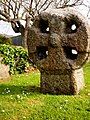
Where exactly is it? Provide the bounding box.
[0,44,31,74]
[0,35,12,45]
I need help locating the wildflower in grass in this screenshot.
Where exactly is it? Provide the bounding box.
[2,110,5,113]
[10,95,13,99]
[24,94,27,97]
[16,95,21,99]
[60,107,62,109]
[22,91,26,94]
[4,88,11,94]
[2,92,4,94]
[7,89,10,93]
[23,116,26,119]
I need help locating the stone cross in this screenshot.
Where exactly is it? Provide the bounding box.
[27,8,90,95]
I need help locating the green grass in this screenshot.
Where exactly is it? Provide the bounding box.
[0,63,90,120]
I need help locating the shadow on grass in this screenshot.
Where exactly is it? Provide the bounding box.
[0,85,40,95]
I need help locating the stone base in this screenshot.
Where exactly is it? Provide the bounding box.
[40,68,84,95]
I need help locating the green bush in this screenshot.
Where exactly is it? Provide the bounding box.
[0,35,12,45]
[0,44,31,74]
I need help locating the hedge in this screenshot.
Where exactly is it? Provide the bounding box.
[0,35,12,45]
[0,44,31,74]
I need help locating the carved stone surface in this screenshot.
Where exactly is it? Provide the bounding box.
[27,8,90,94]
[0,57,10,80]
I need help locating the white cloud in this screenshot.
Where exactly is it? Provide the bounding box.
[0,21,21,36]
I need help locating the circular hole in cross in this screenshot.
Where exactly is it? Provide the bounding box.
[71,49,78,55]
[71,24,77,31]
[39,18,50,33]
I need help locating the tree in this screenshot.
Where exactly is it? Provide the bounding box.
[0,0,85,48]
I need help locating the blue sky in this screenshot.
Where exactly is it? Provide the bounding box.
[0,0,90,36]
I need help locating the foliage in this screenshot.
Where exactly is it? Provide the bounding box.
[0,35,12,45]
[0,63,90,120]
[0,44,30,74]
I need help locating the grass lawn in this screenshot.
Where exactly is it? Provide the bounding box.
[0,63,90,120]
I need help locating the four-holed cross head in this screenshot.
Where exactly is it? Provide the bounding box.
[27,8,90,94]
